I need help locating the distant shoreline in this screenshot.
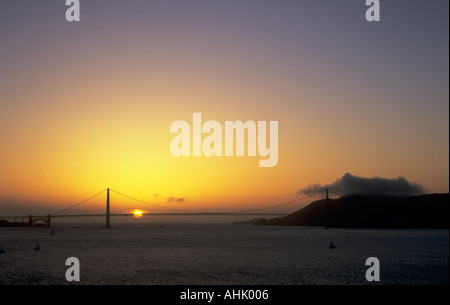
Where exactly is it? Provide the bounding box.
[0,219,32,227]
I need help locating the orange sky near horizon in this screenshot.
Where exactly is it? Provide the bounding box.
[0,1,448,213]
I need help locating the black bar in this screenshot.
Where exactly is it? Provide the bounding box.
[0,285,448,304]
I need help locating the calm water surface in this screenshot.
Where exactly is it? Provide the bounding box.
[0,223,448,285]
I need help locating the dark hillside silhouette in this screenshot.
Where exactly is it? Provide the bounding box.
[255,193,449,228]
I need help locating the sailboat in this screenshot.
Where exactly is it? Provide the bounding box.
[34,242,40,251]
[50,228,55,235]
[0,245,5,253]
[329,239,337,249]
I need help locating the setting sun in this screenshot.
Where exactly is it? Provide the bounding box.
[133,210,144,218]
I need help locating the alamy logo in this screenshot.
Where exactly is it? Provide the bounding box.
[65,257,80,282]
[170,113,278,167]
[65,0,80,22]
[365,257,380,281]
[365,0,380,22]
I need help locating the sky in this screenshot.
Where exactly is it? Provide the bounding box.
[0,0,448,215]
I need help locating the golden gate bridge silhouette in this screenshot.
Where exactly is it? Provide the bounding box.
[0,188,340,228]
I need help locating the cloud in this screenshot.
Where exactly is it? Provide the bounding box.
[166,197,185,203]
[298,173,426,197]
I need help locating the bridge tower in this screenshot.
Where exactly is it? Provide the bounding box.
[105,188,111,228]
[326,188,329,228]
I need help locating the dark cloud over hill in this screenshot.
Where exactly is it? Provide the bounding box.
[299,173,425,197]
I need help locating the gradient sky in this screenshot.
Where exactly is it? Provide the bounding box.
[0,0,448,214]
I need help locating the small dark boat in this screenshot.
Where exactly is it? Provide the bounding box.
[329,239,337,249]
[34,243,40,251]
[50,228,55,235]
[0,245,5,253]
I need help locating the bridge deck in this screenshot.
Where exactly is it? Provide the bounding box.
[1,212,288,219]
